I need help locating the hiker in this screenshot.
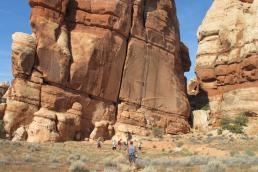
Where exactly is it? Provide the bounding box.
[126,131,132,145]
[123,141,128,150]
[96,137,102,149]
[118,139,122,150]
[112,139,117,150]
[138,141,142,151]
[128,141,136,165]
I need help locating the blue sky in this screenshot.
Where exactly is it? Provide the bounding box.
[176,0,213,79]
[0,0,212,82]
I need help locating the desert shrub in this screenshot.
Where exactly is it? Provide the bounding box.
[217,128,223,135]
[176,141,184,147]
[229,150,239,157]
[67,153,90,172]
[69,160,89,172]
[0,159,9,166]
[24,153,34,162]
[219,113,249,134]
[234,113,248,126]
[225,124,243,134]
[135,158,146,170]
[67,154,81,164]
[103,155,131,172]
[152,127,164,138]
[50,156,59,163]
[180,148,193,157]
[104,159,117,168]
[220,117,233,128]
[188,156,211,166]
[141,164,157,172]
[28,143,40,152]
[202,160,226,172]
[245,149,255,156]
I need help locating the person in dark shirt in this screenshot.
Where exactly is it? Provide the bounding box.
[128,141,136,165]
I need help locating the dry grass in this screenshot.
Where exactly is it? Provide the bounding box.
[0,134,257,172]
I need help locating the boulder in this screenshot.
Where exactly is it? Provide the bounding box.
[12,126,28,141]
[89,121,114,140]
[27,102,83,142]
[192,110,210,132]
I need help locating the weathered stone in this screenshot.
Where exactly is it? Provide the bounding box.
[195,0,258,120]
[4,100,38,135]
[4,0,190,142]
[89,121,114,140]
[12,126,28,141]
[10,78,41,106]
[192,110,210,132]
[2,78,40,136]
[12,32,36,78]
[187,78,200,96]
[115,102,190,135]
[118,0,190,135]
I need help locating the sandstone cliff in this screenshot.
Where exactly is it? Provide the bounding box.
[196,0,258,121]
[3,0,190,142]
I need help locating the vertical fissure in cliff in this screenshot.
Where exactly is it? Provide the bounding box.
[117,1,134,104]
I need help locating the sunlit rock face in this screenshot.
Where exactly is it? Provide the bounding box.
[196,0,258,119]
[3,0,190,142]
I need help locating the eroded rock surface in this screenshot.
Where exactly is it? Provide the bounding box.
[117,0,191,136]
[196,0,258,119]
[3,0,190,142]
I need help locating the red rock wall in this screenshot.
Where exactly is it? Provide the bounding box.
[196,0,258,119]
[4,0,190,142]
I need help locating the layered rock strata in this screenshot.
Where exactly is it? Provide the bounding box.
[196,0,258,119]
[3,0,190,142]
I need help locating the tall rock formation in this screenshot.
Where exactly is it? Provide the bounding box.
[196,0,258,120]
[3,0,190,142]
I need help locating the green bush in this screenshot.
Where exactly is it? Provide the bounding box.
[152,127,164,138]
[220,117,233,129]
[234,113,248,126]
[217,128,223,135]
[202,160,226,172]
[69,160,89,172]
[219,113,249,134]
[245,149,255,156]
[229,150,239,157]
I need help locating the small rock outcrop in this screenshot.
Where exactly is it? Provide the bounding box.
[196,0,258,121]
[3,0,190,142]
[192,110,210,132]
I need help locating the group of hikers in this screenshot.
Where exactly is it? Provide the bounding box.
[96,134,142,165]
